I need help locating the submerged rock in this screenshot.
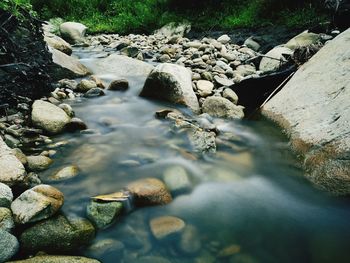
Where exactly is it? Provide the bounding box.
[20,215,95,254]
[163,166,192,194]
[8,255,100,263]
[77,79,97,92]
[150,216,185,240]
[51,165,79,181]
[262,28,350,195]
[127,178,172,206]
[11,184,64,224]
[86,200,123,229]
[31,100,71,134]
[140,63,200,112]
[202,96,245,119]
[179,225,201,254]
[0,230,19,262]
[0,138,26,186]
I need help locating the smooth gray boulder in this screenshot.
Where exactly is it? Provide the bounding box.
[8,255,100,263]
[0,138,26,186]
[0,230,19,262]
[50,47,91,79]
[20,215,95,254]
[59,22,87,44]
[31,100,71,134]
[11,185,64,224]
[140,63,200,112]
[262,28,350,195]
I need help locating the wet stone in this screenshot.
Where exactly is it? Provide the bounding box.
[108,79,129,91]
[150,216,186,240]
[163,166,192,194]
[50,165,79,181]
[27,155,53,172]
[86,200,123,229]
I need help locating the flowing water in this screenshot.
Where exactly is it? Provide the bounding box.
[40,48,350,263]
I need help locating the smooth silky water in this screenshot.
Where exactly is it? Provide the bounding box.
[40,48,350,263]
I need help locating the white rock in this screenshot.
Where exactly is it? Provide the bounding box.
[31,100,71,134]
[196,80,214,97]
[163,166,191,193]
[223,88,239,104]
[202,96,245,119]
[217,34,231,44]
[59,22,87,44]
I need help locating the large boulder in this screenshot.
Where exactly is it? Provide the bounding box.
[50,47,91,79]
[11,185,64,224]
[20,215,95,254]
[31,100,71,134]
[8,255,100,263]
[284,31,321,51]
[59,22,87,44]
[0,138,26,186]
[0,230,19,262]
[44,33,72,55]
[262,29,350,195]
[140,63,200,112]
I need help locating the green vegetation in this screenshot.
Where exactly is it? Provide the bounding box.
[8,0,328,34]
[0,0,34,17]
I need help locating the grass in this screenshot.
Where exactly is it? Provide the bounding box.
[23,0,328,34]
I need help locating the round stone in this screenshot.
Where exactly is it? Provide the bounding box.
[150,216,185,240]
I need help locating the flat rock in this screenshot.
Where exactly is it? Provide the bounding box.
[8,255,100,263]
[262,28,350,195]
[140,63,200,112]
[11,184,64,224]
[0,230,19,262]
[50,47,91,79]
[202,96,245,119]
[285,31,321,51]
[0,182,13,207]
[20,215,95,254]
[0,138,26,186]
[31,100,71,134]
[127,178,172,206]
[150,216,185,239]
[86,200,123,229]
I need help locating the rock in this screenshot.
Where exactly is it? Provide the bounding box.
[154,22,191,38]
[0,183,13,208]
[0,207,14,232]
[59,22,87,44]
[120,46,140,58]
[196,80,214,97]
[58,79,78,90]
[51,166,79,180]
[11,148,27,166]
[59,104,74,117]
[27,155,53,171]
[244,37,261,51]
[159,54,171,63]
[86,238,124,259]
[223,88,239,104]
[217,34,231,44]
[0,230,19,262]
[213,75,234,86]
[262,28,350,195]
[285,31,321,51]
[236,64,256,77]
[140,63,200,112]
[77,79,97,92]
[32,100,71,134]
[50,47,91,79]
[20,215,95,254]
[202,96,245,119]
[259,46,293,72]
[90,75,105,89]
[218,244,241,257]
[4,134,20,148]
[44,34,72,55]
[149,216,185,239]
[92,54,154,85]
[126,178,172,206]
[108,79,129,91]
[188,129,217,153]
[11,184,64,224]
[84,88,105,98]
[8,255,101,263]
[0,138,26,186]
[179,225,201,254]
[163,166,191,194]
[66,117,88,131]
[86,200,123,229]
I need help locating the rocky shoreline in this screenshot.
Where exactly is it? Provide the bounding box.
[0,18,348,262]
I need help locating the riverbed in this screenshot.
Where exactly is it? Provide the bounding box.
[39,47,350,263]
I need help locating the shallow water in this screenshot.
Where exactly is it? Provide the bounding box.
[42,48,350,263]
